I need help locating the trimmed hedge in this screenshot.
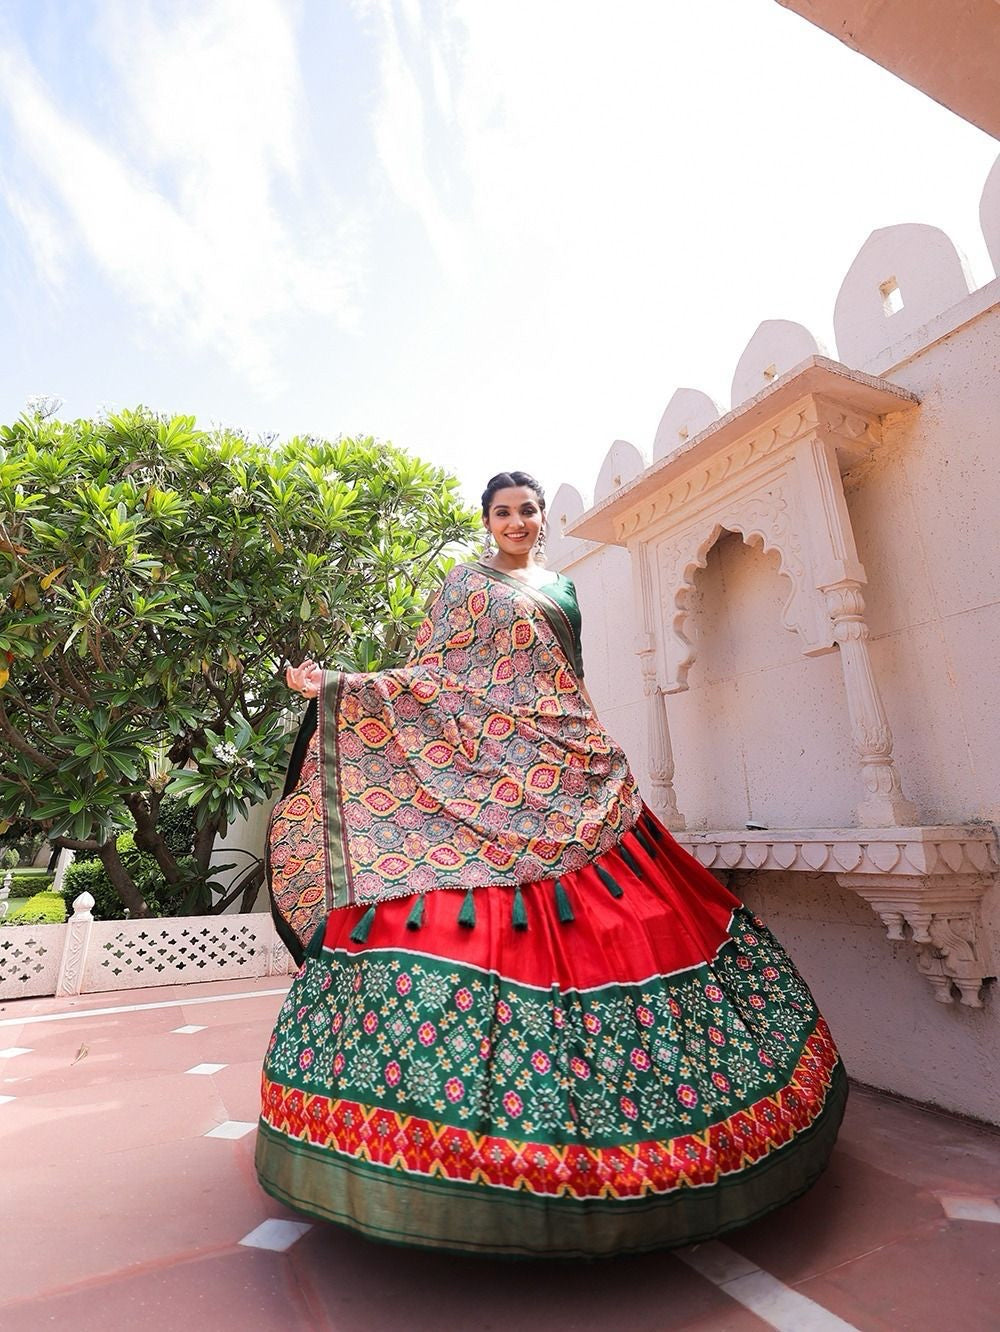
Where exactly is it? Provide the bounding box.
[5,869,54,895]
[5,889,67,925]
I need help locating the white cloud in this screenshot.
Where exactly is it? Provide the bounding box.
[362,0,470,279]
[0,178,69,295]
[0,0,363,388]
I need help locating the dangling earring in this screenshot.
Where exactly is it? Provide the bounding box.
[535,525,547,562]
[481,529,495,558]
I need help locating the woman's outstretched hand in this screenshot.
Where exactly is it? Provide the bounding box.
[286,659,324,699]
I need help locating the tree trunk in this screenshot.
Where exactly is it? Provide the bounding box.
[98,839,151,918]
[239,862,266,913]
[194,817,221,877]
[128,797,183,887]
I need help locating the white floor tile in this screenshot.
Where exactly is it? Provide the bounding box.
[184,1062,227,1075]
[677,1242,860,1332]
[0,1047,31,1059]
[171,1025,207,1034]
[205,1120,257,1140]
[239,1218,311,1252]
[676,1239,759,1283]
[723,1268,859,1331]
[937,1192,1000,1224]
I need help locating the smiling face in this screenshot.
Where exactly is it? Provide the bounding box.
[483,485,545,560]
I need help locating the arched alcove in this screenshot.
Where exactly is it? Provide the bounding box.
[669,531,856,829]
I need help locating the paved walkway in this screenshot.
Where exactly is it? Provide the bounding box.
[2,977,998,1331]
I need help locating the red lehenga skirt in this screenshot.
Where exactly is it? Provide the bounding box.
[255,808,845,1257]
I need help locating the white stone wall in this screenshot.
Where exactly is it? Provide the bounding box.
[210,796,275,914]
[738,871,1000,1126]
[551,152,1000,1122]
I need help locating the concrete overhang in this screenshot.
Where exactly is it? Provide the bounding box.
[776,0,1000,140]
[567,356,919,546]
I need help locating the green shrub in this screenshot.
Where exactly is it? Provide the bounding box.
[7,869,54,895]
[157,795,197,857]
[63,851,194,920]
[5,889,67,924]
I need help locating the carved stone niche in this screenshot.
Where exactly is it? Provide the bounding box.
[569,355,1000,1006]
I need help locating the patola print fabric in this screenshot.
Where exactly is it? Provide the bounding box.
[268,563,642,951]
[256,812,846,1256]
[258,563,846,1256]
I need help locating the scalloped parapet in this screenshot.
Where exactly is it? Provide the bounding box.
[653,389,721,462]
[545,482,590,571]
[834,224,973,367]
[731,320,823,410]
[677,826,999,1006]
[594,439,645,505]
[979,153,1000,277]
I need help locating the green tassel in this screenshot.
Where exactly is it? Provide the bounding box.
[457,887,477,929]
[644,816,667,844]
[554,879,574,923]
[304,920,326,959]
[596,864,624,899]
[511,884,528,930]
[405,895,425,931]
[349,905,376,944]
[634,827,657,858]
[619,844,641,876]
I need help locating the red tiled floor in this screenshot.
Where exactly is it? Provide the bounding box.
[0,1069,229,1159]
[796,1221,1000,1332]
[724,1148,945,1283]
[677,1313,774,1332]
[836,1082,1000,1196]
[289,1225,755,1332]
[2,1249,313,1332]
[2,977,999,1332]
[6,1134,277,1304]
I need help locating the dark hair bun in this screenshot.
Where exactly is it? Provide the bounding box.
[481,471,546,517]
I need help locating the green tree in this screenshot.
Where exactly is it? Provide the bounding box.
[0,407,477,916]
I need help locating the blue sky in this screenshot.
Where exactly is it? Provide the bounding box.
[1,0,996,506]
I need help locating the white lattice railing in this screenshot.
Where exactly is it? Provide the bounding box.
[0,893,297,1002]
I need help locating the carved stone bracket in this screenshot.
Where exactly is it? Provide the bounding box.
[677,826,998,1006]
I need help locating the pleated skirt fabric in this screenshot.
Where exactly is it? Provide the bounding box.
[255,807,846,1257]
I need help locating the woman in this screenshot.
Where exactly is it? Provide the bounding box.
[256,471,846,1258]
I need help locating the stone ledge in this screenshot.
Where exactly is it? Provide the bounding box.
[675,826,999,1008]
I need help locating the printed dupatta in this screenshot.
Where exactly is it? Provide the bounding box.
[267,563,642,955]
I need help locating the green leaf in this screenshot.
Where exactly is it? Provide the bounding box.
[0,409,478,859]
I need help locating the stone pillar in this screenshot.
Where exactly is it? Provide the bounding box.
[55,891,95,997]
[637,635,686,829]
[824,583,918,826]
[631,539,685,828]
